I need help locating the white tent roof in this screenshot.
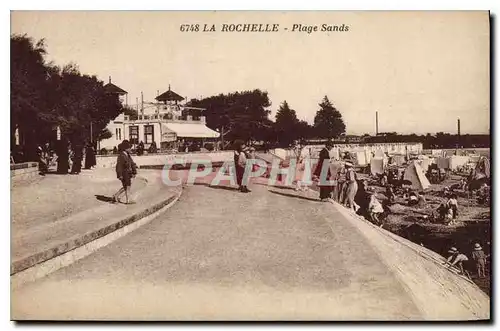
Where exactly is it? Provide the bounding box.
[162,123,220,138]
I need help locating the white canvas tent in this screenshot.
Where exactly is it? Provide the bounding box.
[370,157,386,176]
[404,161,431,191]
[355,151,368,166]
[448,155,470,170]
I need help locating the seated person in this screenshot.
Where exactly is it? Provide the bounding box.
[368,193,385,226]
[436,203,450,222]
[407,191,419,206]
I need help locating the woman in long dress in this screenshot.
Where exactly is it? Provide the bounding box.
[344,162,359,211]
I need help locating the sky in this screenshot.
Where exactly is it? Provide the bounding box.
[11,11,490,135]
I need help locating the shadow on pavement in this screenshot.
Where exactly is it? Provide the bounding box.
[252,183,295,191]
[95,195,116,203]
[193,182,241,192]
[268,190,321,203]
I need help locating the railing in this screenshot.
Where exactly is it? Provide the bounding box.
[126,115,206,123]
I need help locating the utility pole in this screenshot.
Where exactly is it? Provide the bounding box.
[375,111,379,136]
[141,92,145,120]
[457,118,461,148]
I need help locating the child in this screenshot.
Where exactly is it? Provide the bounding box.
[445,247,468,274]
[447,194,459,219]
[113,140,138,204]
[472,243,487,278]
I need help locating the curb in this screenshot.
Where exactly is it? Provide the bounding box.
[11,187,183,289]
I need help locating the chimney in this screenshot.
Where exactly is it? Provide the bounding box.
[376,111,379,136]
[109,76,111,84]
[457,118,461,147]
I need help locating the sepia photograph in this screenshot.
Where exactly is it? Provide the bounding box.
[9,10,491,321]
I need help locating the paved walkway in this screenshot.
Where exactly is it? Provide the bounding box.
[12,183,425,320]
[11,169,178,271]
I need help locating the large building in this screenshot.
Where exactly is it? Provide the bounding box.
[99,81,220,152]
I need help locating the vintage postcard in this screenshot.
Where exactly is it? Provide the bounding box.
[10,11,490,321]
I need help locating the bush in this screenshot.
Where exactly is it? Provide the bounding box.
[100,148,108,155]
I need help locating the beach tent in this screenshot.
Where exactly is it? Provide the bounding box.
[364,149,372,164]
[375,149,385,158]
[417,156,432,173]
[431,149,442,157]
[391,154,406,166]
[448,155,470,170]
[469,154,481,163]
[355,151,368,166]
[404,161,431,191]
[472,156,490,180]
[436,157,450,169]
[370,157,386,176]
[330,147,340,160]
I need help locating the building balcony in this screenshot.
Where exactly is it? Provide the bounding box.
[123,114,206,124]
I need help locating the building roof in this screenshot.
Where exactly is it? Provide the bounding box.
[156,85,185,102]
[103,77,127,95]
[161,122,220,138]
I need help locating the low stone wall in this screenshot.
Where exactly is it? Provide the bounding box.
[97,151,235,168]
[11,162,39,183]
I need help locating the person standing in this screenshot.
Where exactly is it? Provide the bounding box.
[84,142,96,169]
[57,139,70,174]
[233,140,250,193]
[472,243,487,278]
[447,193,459,219]
[344,162,359,211]
[113,140,137,204]
[71,143,83,174]
[314,141,334,202]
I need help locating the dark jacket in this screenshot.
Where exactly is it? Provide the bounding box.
[314,147,331,178]
[116,151,137,179]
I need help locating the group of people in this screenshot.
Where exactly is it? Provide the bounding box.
[313,141,359,209]
[444,244,488,278]
[436,193,459,225]
[31,141,97,175]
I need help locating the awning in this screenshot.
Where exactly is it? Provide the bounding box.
[161,123,220,139]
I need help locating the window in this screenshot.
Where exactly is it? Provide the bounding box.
[129,126,139,144]
[144,125,154,144]
[118,128,122,140]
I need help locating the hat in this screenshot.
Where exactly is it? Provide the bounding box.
[474,243,482,251]
[121,140,131,150]
[448,247,458,254]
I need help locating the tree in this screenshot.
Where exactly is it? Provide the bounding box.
[187,89,272,142]
[123,105,138,120]
[11,34,124,160]
[275,100,299,146]
[295,120,313,143]
[11,34,51,158]
[313,96,346,139]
